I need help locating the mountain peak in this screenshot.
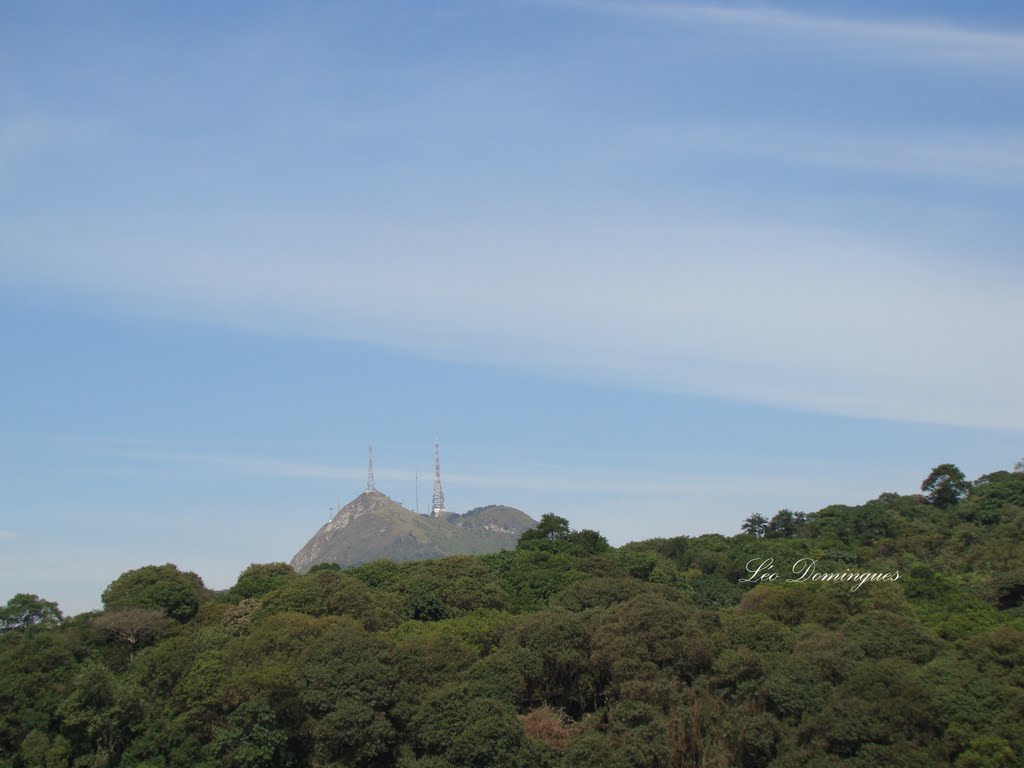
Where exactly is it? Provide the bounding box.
[289,492,536,572]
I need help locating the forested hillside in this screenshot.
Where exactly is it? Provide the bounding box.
[2,464,1022,767]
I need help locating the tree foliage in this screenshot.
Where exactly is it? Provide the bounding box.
[2,464,1023,767]
[101,563,207,622]
[0,593,62,632]
[742,513,769,538]
[227,562,298,601]
[922,463,972,509]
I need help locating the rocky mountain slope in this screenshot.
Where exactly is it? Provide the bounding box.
[290,490,536,572]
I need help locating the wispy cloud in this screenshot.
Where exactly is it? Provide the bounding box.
[637,123,1024,187]
[561,1,1024,68]
[0,530,17,542]
[125,450,367,482]
[5,215,1022,431]
[2,2,1020,435]
[119,448,901,506]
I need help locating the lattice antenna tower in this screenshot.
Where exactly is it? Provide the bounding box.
[366,444,376,492]
[431,439,446,517]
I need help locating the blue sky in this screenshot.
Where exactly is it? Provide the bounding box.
[2,0,1022,615]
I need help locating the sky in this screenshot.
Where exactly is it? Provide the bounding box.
[2,0,1022,615]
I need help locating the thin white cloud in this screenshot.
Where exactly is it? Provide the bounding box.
[0,530,17,542]
[122,450,448,487]
[122,447,713,494]
[117,448,914,506]
[130,450,365,481]
[562,1,1024,68]
[638,123,1024,187]
[784,132,1024,187]
[5,216,1022,431]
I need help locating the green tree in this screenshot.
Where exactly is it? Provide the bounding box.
[480,549,584,613]
[412,687,528,767]
[764,509,805,539]
[102,564,206,621]
[208,699,294,768]
[549,577,653,612]
[227,563,298,601]
[0,628,78,756]
[799,659,942,761]
[741,514,769,538]
[517,514,571,548]
[955,736,1017,768]
[377,557,509,621]
[501,609,598,715]
[921,463,971,509]
[259,570,402,630]
[58,660,143,763]
[569,529,611,556]
[565,700,674,768]
[591,593,711,696]
[0,593,62,632]
[308,562,341,573]
[300,620,399,766]
[23,730,73,767]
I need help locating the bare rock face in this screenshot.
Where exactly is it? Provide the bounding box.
[289,491,536,572]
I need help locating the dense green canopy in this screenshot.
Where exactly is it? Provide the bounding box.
[2,464,1022,767]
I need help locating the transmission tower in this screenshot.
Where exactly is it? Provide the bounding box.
[431,439,446,517]
[366,444,376,492]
